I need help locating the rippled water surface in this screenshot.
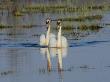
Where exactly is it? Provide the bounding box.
[0,1,110,82]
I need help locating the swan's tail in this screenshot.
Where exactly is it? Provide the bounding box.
[49,34,56,47]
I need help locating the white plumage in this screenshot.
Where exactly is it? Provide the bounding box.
[49,33,56,47]
[40,19,68,48]
[56,20,68,48]
[61,36,68,48]
[40,34,46,46]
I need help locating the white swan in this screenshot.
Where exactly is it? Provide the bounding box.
[50,19,68,48]
[40,18,56,46]
[57,19,68,48]
[40,18,50,46]
[40,19,68,48]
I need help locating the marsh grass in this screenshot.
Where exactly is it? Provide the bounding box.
[53,23,103,32]
[23,4,110,13]
[0,24,12,28]
[60,15,102,22]
[0,24,39,29]
[60,24,103,40]
[78,24,103,31]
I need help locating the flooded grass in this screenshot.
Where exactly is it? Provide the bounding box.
[60,15,102,21]
[0,24,13,28]
[12,10,24,16]
[0,70,13,76]
[53,24,103,32]
[78,24,103,31]
[0,24,40,29]
[24,5,109,13]
[0,2,110,14]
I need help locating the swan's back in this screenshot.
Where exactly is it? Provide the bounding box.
[40,34,46,46]
[49,33,56,47]
[61,36,68,47]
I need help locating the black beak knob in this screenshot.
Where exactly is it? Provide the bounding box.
[46,20,49,24]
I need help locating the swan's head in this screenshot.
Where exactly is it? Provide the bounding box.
[46,18,51,30]
[57,19,61,26]
[46,18,51,24]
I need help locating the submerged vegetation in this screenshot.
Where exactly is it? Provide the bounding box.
[61,24,103,40]
[0,24,39,28]
[23,4,110,13]
[0,24,12,28]
[60,15,102,21]
[62,24,103,31]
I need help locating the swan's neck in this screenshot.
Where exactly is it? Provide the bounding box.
[57,26,62,47]
[46,24,50,46]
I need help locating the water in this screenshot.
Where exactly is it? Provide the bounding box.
[0,2,110,82]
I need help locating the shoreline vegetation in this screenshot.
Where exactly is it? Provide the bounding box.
[24,4,110,13]
[0,1,108,17]
[0,3,108,20]
[0,2,110,13]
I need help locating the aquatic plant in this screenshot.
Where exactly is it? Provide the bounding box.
[0,24,12,28]
[60,15,102,22]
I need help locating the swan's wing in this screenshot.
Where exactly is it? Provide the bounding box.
[40,34,46,46]
[50,33,56,38]
[61,36,68,47]
[40,33,56,46]
[49,37,56,47]
[49,33,56,47]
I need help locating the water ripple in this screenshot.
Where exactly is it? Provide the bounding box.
[0,40,110,48]
[69,40,110,47]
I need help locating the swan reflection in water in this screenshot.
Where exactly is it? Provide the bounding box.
[40,47,67,72]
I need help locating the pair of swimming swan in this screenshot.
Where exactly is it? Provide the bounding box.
[40,19,68,48]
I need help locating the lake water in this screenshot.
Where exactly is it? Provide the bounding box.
[0,4,110,82]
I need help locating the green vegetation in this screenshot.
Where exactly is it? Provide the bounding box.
[0,24,37,29]
[60,15,102,21]
[19,2,110,13]
[0,24,12,28]
[78,24,103,31]
[53,23,103,32]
